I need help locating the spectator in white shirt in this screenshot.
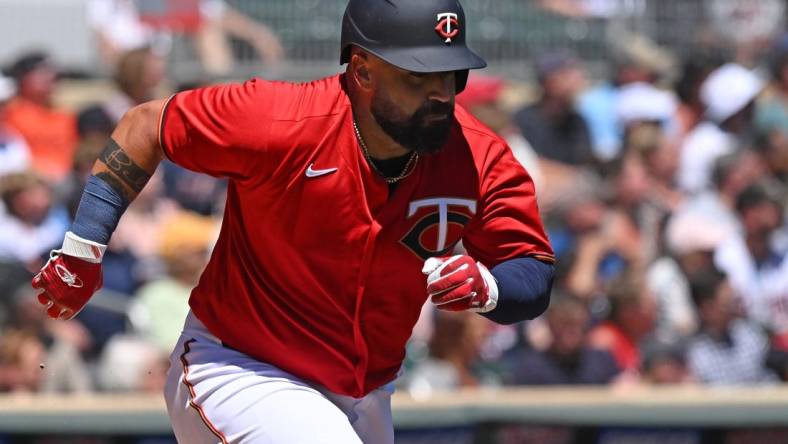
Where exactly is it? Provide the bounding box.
[678,64,764,193]
[0,76,30,178]
[687,266,778,385]
[715,181,788,341]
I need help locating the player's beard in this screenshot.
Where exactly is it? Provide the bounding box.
[371,89,454,154]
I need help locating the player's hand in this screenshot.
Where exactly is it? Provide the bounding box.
[422,254,498,313]
[32,251,103,320]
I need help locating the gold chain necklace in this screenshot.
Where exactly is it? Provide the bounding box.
[353,120,418,184]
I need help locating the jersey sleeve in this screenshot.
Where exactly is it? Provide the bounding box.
[462,141,555,267]
[158,79,275,181]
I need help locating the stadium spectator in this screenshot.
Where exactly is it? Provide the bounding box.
[686,267,778,385]
[549,152,665,296]
[502,294,619,385]
[640,337,691,385]
[715,181,788,347]
[160,159,226,216]
[625,122,683,213]
[673,149,764,245]
[129,211,217,354]
[86,0,159,69]
[754,129,788,184]
[756,33,788,139]
[0,329,47,393]
[405,311,491,394]
[0,75,30,177]
[672,51,725,143]
[615,81,677,134]
[0,260,29,328]
[193,0,284,76]
[457,75,543,192]
[97,334,168,393]
[5,284,93,393]
[546,172,611,297]
[588,273,656,375]
[61,106,117,218]
[0,171,68,269]
[603,153,657,269]
[677,63,764,193]
[578,43,674,162]
[514,50,596,168]
[647,211,728,342]
[706,0,785,66]
[754,33,788,184]
[104,47,169,123]
[2,52,78,183]
[87,0,283,77]
[76,106,116,148]
[555,151,665,298]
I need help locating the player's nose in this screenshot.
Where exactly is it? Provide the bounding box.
[425,71,455,102]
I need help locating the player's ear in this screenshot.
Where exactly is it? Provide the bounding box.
[350,50,373,91]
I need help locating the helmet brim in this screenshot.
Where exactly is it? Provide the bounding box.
[352,43,487,73]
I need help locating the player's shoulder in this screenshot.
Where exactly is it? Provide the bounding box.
[246,73,350,122]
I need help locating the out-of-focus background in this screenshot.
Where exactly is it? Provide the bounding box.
[0,1,787,443]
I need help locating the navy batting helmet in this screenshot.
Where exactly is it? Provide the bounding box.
[340,0,487,92]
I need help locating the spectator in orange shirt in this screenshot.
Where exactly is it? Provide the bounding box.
[3,52,78,183]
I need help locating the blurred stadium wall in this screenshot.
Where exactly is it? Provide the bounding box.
[2,0,781,83]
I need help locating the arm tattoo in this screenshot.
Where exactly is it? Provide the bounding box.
[95,172,133,203]
[99,138,152,193]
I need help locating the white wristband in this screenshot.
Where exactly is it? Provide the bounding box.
[61,231,107,263]
[474,262,499,313]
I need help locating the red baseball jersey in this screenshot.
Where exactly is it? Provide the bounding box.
[159,74,554,397]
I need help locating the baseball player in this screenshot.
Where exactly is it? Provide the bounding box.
[31,0,555,442]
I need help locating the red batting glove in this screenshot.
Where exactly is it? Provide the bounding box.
[31,233,105,320]
[422,254,498,313]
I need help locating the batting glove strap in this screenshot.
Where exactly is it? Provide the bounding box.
[61,231,107,263]
[475,262,499,313]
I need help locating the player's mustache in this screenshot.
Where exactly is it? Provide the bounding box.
[415,100,453,120]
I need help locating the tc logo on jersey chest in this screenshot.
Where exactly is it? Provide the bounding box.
[401,198,476,260]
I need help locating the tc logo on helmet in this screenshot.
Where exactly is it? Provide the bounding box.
[435,13,459,44]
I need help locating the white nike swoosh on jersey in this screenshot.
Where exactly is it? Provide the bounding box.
[305,163,338,178]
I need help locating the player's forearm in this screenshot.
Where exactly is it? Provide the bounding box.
[68,100,166,250]
[481,257,554,325]
[91,100,166,202]
[32,100,169,319]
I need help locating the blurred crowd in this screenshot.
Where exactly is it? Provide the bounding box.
[0,1,787,402]
[403,29,788,395]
